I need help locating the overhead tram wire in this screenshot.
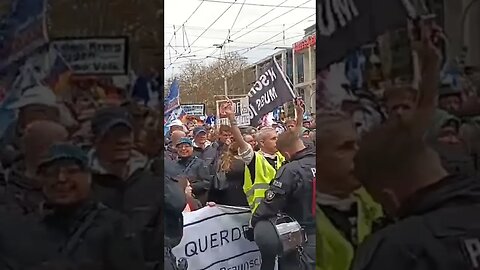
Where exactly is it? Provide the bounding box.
[165,0,205,49]
[232,0,312,41]
[170,32,305,67]
[167,0,238,69]
[201,0,312,62]
[229,0,289,38]
[239,14,315,56]
[201,0,315,9]
[204,0,290,65]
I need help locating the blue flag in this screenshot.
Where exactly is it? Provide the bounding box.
[164,78,180,114]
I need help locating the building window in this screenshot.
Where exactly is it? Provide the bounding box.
[296,53,304,84]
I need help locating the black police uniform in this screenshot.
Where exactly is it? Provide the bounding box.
[251,145,316,270]
[352,175,480,270]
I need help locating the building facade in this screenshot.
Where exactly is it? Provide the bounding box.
[292,25,316,113]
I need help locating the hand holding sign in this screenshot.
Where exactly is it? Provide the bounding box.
[295,98,305,116]
[222,100,236,120]
[412,18,442,71]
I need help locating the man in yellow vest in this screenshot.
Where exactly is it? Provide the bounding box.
[316,112,383,270]
[221,100,304,212]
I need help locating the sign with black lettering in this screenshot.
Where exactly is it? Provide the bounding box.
[247,58,296,125]
[216,97,250,126]
[51,36,128,75]
[172,205,277,270]
[316,0,410,71]
[181,103,205,116]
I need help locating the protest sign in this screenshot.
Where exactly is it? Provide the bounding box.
[0,0,48,71]
[316,0,411,71]
[247,58,296,125]
[181,104,206,117]
[216,97,250,126]
[172,205,276,270]
[51,37,128,75]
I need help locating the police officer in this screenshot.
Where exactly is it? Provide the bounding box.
[251,129,316,270]
[0,143,145,269]
[351,116,480,270]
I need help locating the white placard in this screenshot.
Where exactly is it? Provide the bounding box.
[181,104,205,116]
[172,205,272,270]
[216,97,250,127]
[51,37,128,75]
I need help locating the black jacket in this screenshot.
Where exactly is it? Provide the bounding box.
[193,143,216,164]
[0,161,43,215]
[89,153,162,267]
[352,175,480,270]
[251,145,316,231]
[0,201,145,270]
[174,156,212,197]
[164,176,186,248]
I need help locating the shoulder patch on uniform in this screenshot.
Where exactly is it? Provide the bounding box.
[272,180,283,189]
[275,165,287,178]
[265,190,275,201]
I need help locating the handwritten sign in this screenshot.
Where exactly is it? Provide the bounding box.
[51,37,128,75]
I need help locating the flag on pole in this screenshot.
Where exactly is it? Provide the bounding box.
[164,78,180,114]
[42,49,72,94]
[164,106,186,136]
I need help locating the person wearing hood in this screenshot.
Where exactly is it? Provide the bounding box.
[426,109,476,176]
[0,120,68,215]
[88,107,163,269]
[251,129,316,269]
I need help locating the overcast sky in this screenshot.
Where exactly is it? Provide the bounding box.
[164,0,315,79]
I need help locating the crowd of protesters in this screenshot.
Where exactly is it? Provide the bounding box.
[163,99,317,269]
[0,81,170,270]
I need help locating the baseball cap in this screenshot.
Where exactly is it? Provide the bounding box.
[193,126,207,137]
[37,143,89,172]
[7,85,57,110]
[439,84,461,97]
[176,137,193,147]
[169,119,184,128]
[91,107,133,139]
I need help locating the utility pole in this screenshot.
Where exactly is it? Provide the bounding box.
[223,76,228,97]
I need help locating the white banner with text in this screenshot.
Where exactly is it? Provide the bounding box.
[172,205,275,270]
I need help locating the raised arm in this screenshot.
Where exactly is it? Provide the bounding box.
[409,20,442,136]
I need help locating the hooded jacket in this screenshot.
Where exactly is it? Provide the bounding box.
[352,175,480,270]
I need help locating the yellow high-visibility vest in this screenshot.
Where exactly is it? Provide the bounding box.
[243,152,285,212]
[316,188,383,270]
